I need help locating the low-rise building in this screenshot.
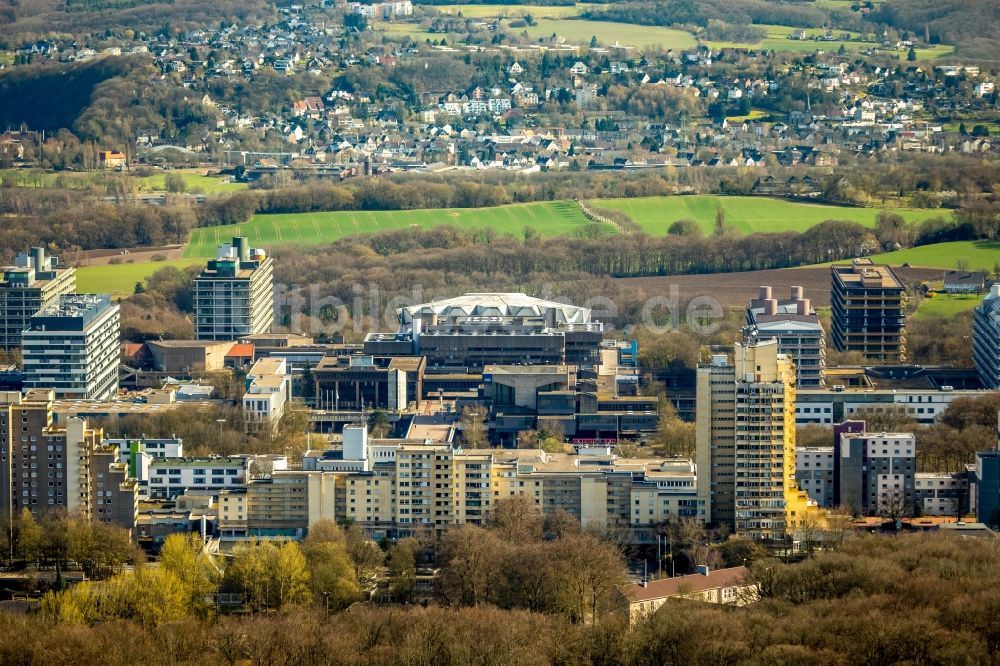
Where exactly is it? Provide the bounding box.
[614,566,756,626]
[243,357,291,432]
[147,456,252,500]
[796,386,984,426]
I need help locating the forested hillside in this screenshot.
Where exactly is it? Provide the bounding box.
[0,55,144,133]
[580,0,850,30]
[0,0,269,47]
[0,54,222,153]
[875,0,1000,59]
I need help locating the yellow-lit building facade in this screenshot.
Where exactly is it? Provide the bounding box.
[696,339,821,540]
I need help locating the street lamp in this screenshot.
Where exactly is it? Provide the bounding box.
[321,591,330,616]
[216,418,226,446]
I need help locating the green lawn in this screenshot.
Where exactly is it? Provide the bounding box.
[0,168,245,195]
[521,19,696,49]
[136,171,247,194]
[430,3,593,18]
[589,195,945,235]
[706,24,954,58]
[382,16,696,49]
[913,293,982,320]
[184,200,604,258]
[76,259,202,297]
[866,241,1000,272]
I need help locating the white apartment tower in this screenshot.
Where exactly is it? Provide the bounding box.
[21,294,120,400]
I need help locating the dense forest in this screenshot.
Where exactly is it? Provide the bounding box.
[875,0,1000,60]
[0,531,998,665]
[0,55,145,133]
[0,55,220,146]
[580,0,846,30]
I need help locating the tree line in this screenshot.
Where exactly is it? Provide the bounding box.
[2,526,998,664]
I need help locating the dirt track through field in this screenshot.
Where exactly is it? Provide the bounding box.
[73,245,186,266]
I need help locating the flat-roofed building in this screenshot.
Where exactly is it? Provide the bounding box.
[831,259,906,362]
[22,294,120,400]
[837,429,915,517]
[482,364,573,411]
[195,236,273,341]
[313,354,424,411]
[746,285,825,387]
[975,451,1000,527]
[147,456,251,500]
[795,446,835,508]
[915,472,968,517]
[973,284,1000,389]
[0,390,136,529]
[695,339,818,540]
[365,293,604,372]
[0,247,76,350]
[146,339,234,374]
[795,386,983,426]
[243,357,291,432]
[614,566,755,626]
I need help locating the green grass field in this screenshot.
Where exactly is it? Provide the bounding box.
[0,168,245,194]
[381,16,696,49]
[913,293,982,320]
[431,3,593,19]
[184,200,603,258]
[705,24,954,58]
[589,195,945,235]
[76,259,202,297]
[136,172,246,194]
[867,241,1000,272]
[521,19,696,49]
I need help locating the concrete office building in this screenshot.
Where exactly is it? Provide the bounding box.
[0,247,76,351]
[831,259,906,362]
[695,339,817,540]
[21,294,120,400]
[147,456,256,500]
[795,386,981,426]
[915,472,969,517]
[976,450,1000,526]
[481,364,660,444]
[795,447,835,508]
[194,236,273,341]
[746,285,826,387]
[364,293,604,372]
[837,429,915,517]
[972,284,1000,389]
[243,357,292,433]
[109,436,184,499]
[219,444,705,541]
[313,355,425,412]
[0,390,137,529]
